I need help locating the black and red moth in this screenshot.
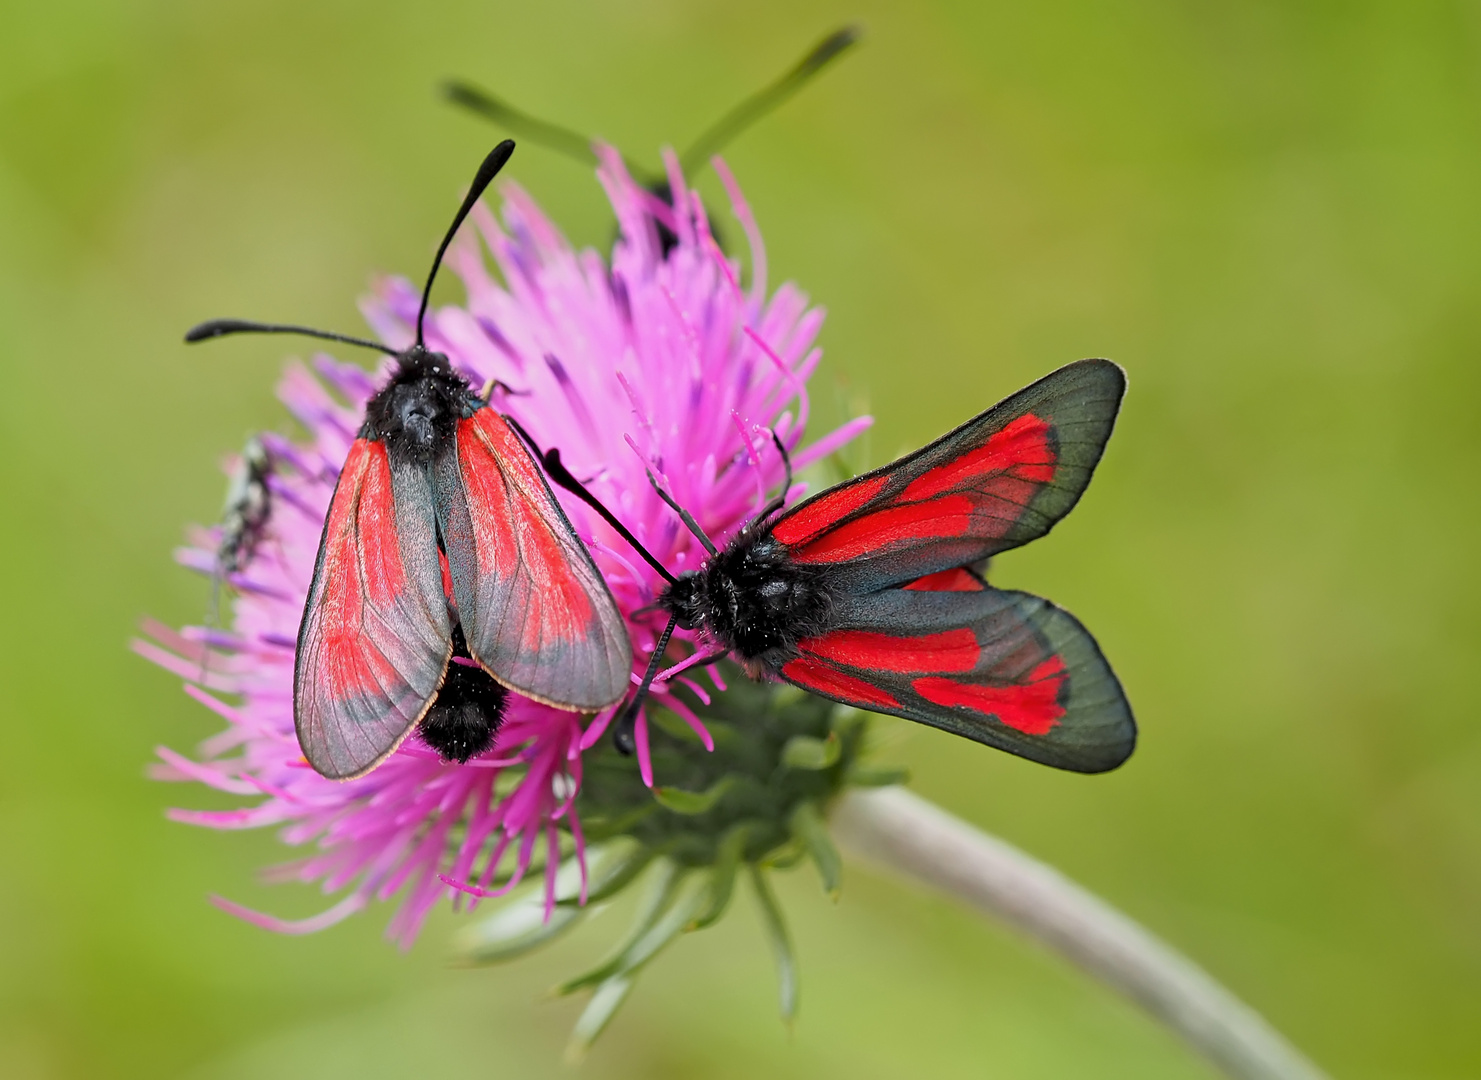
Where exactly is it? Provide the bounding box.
[186,141,632,780]
[561,359,1133,773]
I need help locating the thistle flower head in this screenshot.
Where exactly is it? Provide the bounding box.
[138,145,872,950]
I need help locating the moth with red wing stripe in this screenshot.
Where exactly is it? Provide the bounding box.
[560,358,1132,773]
[186,142,632,780]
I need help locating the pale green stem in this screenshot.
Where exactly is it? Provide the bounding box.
[830,787,1330,1080]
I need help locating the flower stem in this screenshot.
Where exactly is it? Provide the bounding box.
[830,787,1329,1080]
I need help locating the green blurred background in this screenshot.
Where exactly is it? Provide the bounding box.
[2,1,1479,1076]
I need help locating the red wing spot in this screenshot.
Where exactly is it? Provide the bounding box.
[323,633,403,704]
[903,567,985,592]
[913,657,1068,735]
[902,415,1056,503]
[782,656,900,710]
[791,495,975,564]
[772,474,889,548]
[800,628,979,674]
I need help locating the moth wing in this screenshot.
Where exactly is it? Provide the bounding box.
[435,408,631,710]
[780,572,1134,773]
[770,359,1125,588]
[294,439,453,780]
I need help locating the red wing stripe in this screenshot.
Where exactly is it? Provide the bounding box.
[781,655,901,710]
[457,416,518,576]
[912,656,1068,735]
[901,414,1055,502]
[353,450,409,606]
[327,441,405,605]
[318,442,407,703]
[771,474,889,547]
[440,408,630,710]
[296,438,451,779]
[903,567,986,592]
[799,628,979,673]
[461,414,595,647]
[784,415,1061,566]
[438,549,453,601]
[791,495,975,564]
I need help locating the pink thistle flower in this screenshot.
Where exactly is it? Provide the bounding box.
[139,144,870,944]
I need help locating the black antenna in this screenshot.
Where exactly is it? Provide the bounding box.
[442,82,655,183]
[443,83,596,166]
[186,142,518,357]
[184,319,400,357]
[646,468,717,556]
[613,614,680,755]
[502,417,677,585]
[678,24,861,177]
[754,430,793,521]
[416,140,516,347]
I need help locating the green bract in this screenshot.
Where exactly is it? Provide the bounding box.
[452,665,905,1056]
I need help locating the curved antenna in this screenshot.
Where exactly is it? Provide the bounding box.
[613,614,680,755]
[502,416,677,585]
[678,24,861,177]
[184,319,400,357]
[442,81,655,184]
[416,140,516,347]
[442,82,598,167]
[754,430,793,522]
[646,466,717,557]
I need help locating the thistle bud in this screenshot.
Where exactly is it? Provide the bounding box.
[454,669,905,1054]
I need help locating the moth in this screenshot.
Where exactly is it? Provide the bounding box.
[540,359,1135,773]
[187,142,632,779]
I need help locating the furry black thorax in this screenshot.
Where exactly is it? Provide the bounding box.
[659,532,834,672]
[362,346,478,464]
[417,626,508,763]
